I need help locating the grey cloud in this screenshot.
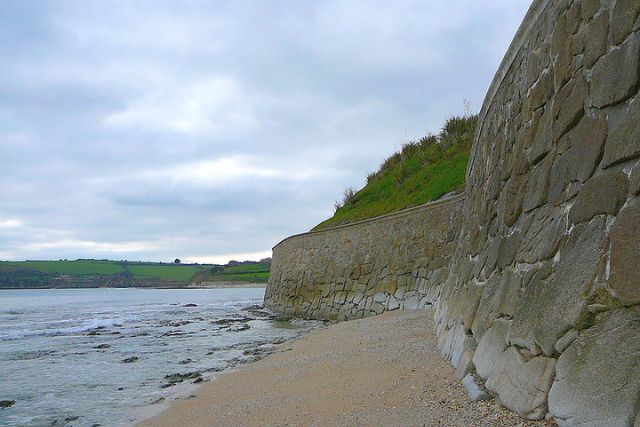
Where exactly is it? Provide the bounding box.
[0,0,530,262]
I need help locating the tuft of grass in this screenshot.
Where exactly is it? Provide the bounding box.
[333,187,358,212]
[314,114,477,230]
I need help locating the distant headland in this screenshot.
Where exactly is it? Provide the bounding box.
[0,258,271,289]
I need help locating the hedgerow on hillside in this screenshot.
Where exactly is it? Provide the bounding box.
[314,114,478,230]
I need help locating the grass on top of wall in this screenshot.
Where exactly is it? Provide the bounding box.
[314,114,477,231]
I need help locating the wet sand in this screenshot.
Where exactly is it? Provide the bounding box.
[138,309,553,427]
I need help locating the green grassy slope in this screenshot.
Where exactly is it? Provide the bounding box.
[3,260,124,276]
[314,115,477,230]
[0,260,201,281]
[0,259,272,288]
[126,263,202,281]
[191,262,271,283]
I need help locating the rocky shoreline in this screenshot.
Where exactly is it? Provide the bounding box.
[0,290,324,427]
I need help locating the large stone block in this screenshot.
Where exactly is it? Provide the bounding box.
[497,231,519,270]
[548,151,572,205]
[548,309,640,426]
[550,10,568,57]
[503,174,526,227]
[523,153,552,212]
[462,374,490,401]
[570,26,585,57]
[471,269,523,341]
[527,45,551,92]
[602,96,640,167]
[609,198,640,305]
[455,349,475,379]
[580,0,601,21]
[568,171,629,224]
[562,113,607,183]
[554,44,573,92]
[526,106,553,164]
[547,116,608,204]
[583,11,608,69]
[565,1,581,35]
[553,74,587,139]
[611,0,640,45]
[450,322,476,369]
[528,69,554,110]
[472,318,511,380]
[518,205,566,263]
[511,217,608,355]
[591,31,640,108]
[485,347,556,420]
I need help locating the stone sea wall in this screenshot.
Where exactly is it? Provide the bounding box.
[265,195,464,320]
[265,0,639,424]
[435,0,640,424]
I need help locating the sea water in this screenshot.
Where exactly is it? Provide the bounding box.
[0,288,322,426]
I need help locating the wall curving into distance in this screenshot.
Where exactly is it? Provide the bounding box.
[265,0,640,424]
[435,0,640,424]
[265,194,464,320]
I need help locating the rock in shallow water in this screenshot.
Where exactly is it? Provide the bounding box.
[0,400,15,409]
[212,316,253,325]
[161,371,203,388]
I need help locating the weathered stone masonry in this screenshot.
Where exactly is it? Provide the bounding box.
[436,0,640,424]
[266,0,640,425]
[265,195,464,320]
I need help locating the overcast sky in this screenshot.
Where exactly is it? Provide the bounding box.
[0,1,530,264]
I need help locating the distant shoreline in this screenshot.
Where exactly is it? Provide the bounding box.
[186,282,267,289]
[0,283,268,290]
[0,259,271,290]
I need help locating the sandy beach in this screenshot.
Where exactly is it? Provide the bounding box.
[138,310,553,427]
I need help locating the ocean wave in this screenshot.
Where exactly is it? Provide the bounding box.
[0,316,135,341]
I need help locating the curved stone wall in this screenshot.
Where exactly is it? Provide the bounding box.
[435,0,640,424]
[265,195,464,320]
[265,0,639,424]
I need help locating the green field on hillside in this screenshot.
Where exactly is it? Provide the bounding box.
[0,259,271,288]
[126,263,202,281]
[0,260,201,281]
[2,260,124,276]
[191,262,271,283]
[314,115,477,230]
